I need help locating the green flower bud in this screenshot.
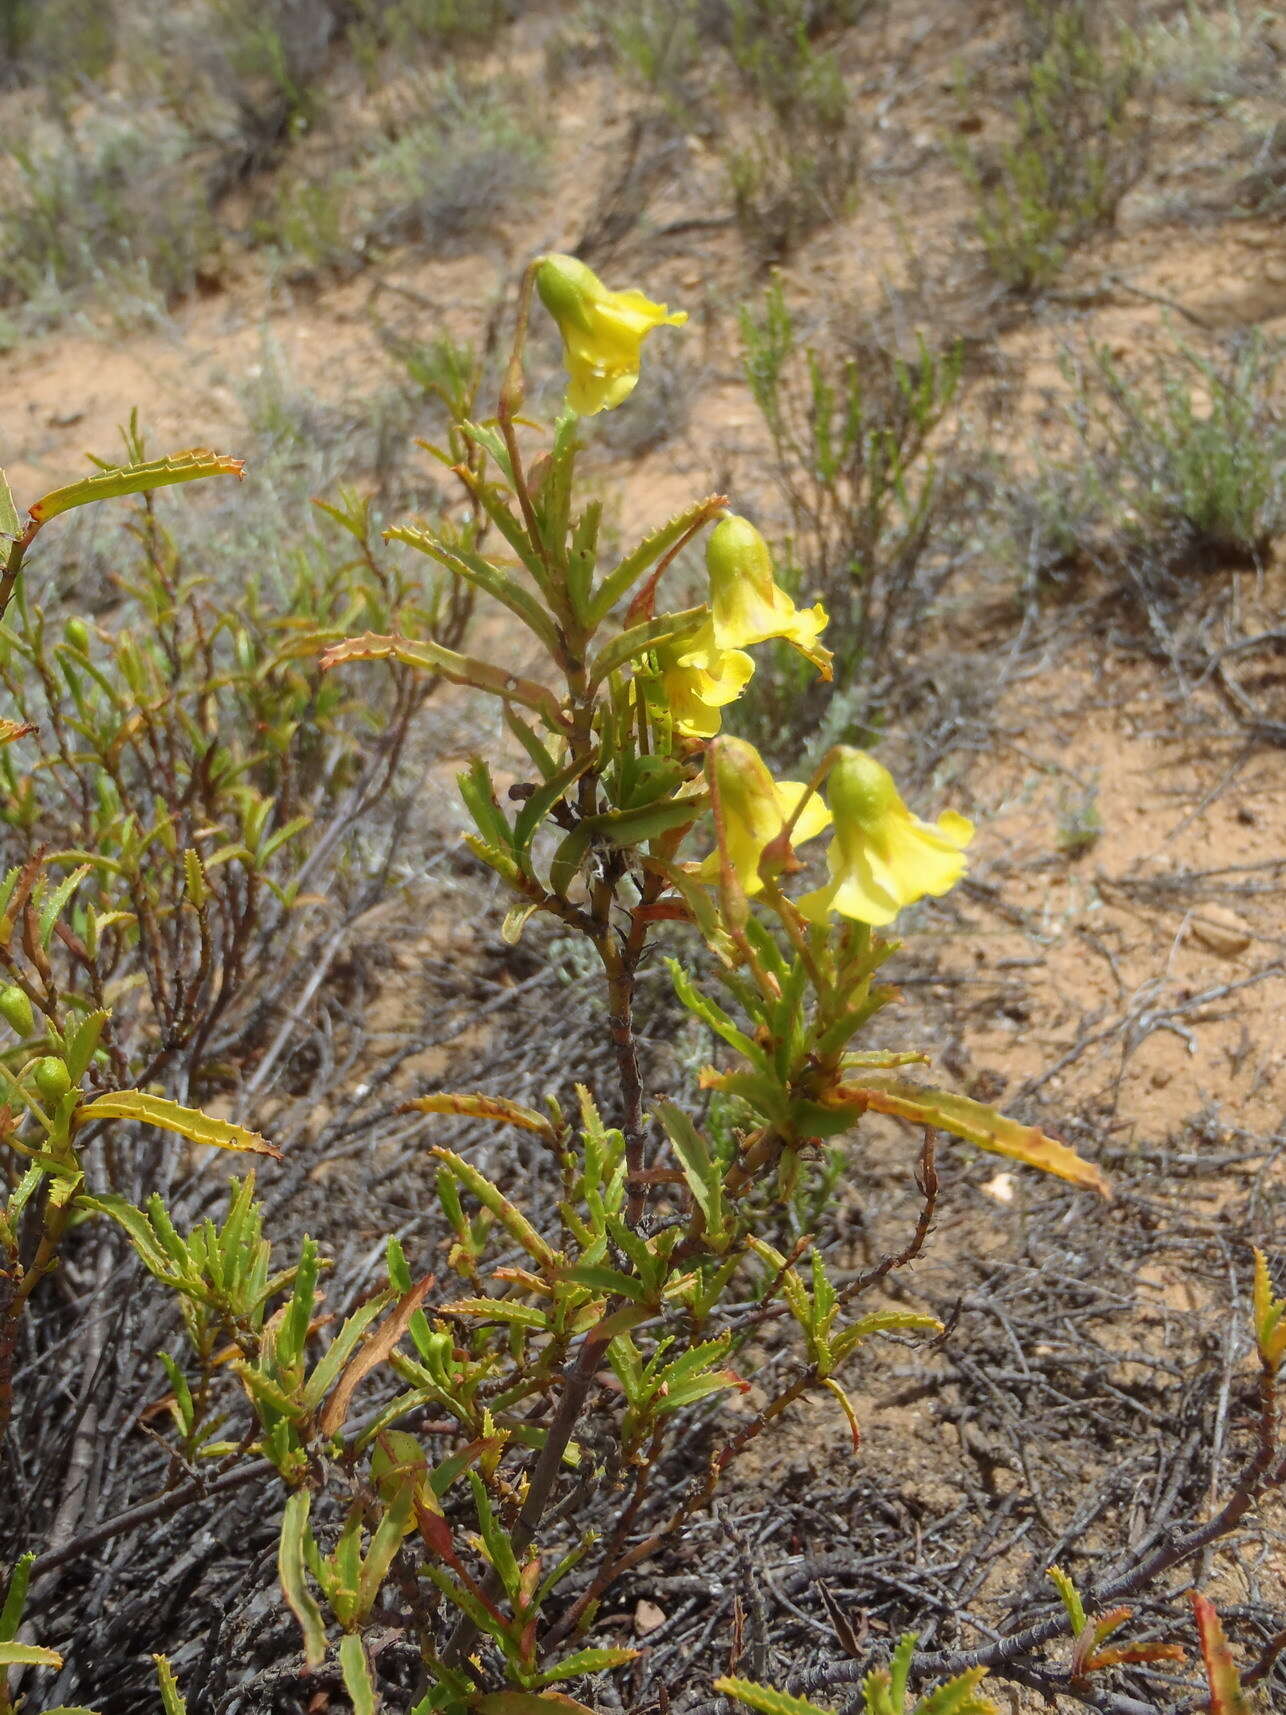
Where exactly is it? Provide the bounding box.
[31,1055,72,1104]
[0,984,36,1036]
[63,617,91,651]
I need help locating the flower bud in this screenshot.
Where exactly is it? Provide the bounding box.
[31,1055,72,1104]
[63,617,91,652]
[0,984,35,1036]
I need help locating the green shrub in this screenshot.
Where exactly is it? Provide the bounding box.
[736,279,963,753]
[1062,329,1286,564]
[951,0,1150,292]
[0,115,220,315]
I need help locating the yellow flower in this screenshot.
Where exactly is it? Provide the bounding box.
[535,253,687,417]
[797,749,973,927]
[655,621,755,739]
[698,736,831,897]
[706,514,832,679]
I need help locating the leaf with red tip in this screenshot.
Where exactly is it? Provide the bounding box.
[1192,1592,1250,1715]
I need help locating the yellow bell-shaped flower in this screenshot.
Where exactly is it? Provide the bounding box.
[535,254,687,417]
[706,514,832,679]
[699,736,831,897]
[655,621,755,739]
[797,748,973,927]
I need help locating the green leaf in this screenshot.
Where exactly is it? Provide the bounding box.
[504,705,559,780]
[438,1297,549,1330]
[0,1552,34,1642]
[278,1490,328,1667]
[28,450,244,524]
[535,1647,640,1685]
[320,632,564,723]
[78,1193,176,1281]
[914,1670,995,1714]
[831,1310,942,1364]
[1047,1565,1086,1636]
[76,1091,281,1159]
[38,863,91,947]
[0,1641,63,1667]
[153,1654,188,1715]
[469,1470,522,1602]
[836,1079,1108,1195]
[666,960,767,1067]
[477,1694,595,1715]
[657,1102,727,1243]
[339,1633,378,1715]
[588,606,706,689]
[589,494,725,625]
[715,1678,834,1715]
[513,751,596,853]
[431,1148,558,1269]
[385,525,561,655]
[0,469,20,541]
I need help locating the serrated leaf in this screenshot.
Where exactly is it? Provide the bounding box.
[715,1678,833,1715]
[385,525,560,654]
[0,1641,63,1666]
[338,1634,377,1715]
[438,1297,548,1330]
[320,632,563,723]
[403,1091,555,1138]
[1047,1565,1086,1636]
[76,1092,280,1158]
[535,1647,640,1685]
[835,1079,1108,1195]
[1191,1592,1249,1715]
[431,1147,558,1268]
[589,494,726,625]
[279,1490,328,1666]
[587,606,706,688]
[1252,1247,1286,1369]
[153,1654,188,1715]
[39,863,91,947]
[28,451,244,523]
[913,1669,996,1714]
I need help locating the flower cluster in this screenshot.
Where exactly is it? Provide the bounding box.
[698,739,972,927]
[535,252,972,930]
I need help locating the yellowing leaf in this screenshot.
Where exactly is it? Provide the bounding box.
[834,1078,1108,1196]
[1252,1247,1286,1369]
[402,1091,556,1140]
[76,1091,281,1158]
[1191,1592,1250,1715]
[320,631,563,723]
[28,450,244,523]
[0,719,36,747]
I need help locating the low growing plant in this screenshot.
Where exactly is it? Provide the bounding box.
[951,0,1150,292]
[2,253,1282,1715]
[737,278,962,751]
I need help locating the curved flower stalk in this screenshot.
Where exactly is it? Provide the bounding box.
[536,253,687,416]
[798,747,973,927]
